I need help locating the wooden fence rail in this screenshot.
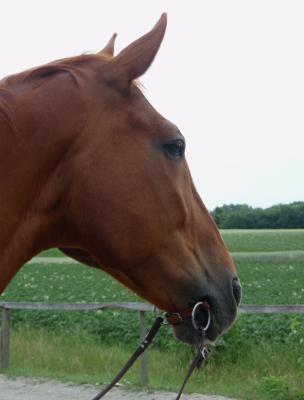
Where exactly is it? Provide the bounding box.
[1,302,304,384]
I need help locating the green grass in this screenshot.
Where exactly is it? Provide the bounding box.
[1,229,304,399]
[38,229,304,257]
[2,258,303,305]
[221,229,304,252]
[4,328,304,400]
[1,258,303,344]
[236,259,304,304]
[39,248,62,257]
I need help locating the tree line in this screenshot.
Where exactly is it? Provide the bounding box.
[211,202,304,229]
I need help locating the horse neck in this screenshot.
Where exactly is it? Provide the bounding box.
[0,79,87,292]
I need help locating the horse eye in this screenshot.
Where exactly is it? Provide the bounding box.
[163,139,185,159]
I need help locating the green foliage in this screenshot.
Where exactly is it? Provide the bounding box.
[289,316,304,370]
[258,376,304,400]
[212,202,304,229]
[236,259,304,304]
[6,329,304,400]
[1,257,303,349]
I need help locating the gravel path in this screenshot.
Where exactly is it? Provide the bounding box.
[0,376,236,400]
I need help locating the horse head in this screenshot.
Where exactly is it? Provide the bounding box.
[0,14,241,345]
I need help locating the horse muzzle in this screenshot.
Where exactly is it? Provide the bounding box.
[167,278,242,345]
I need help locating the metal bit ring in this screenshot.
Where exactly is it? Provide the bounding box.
[191,302,211,332]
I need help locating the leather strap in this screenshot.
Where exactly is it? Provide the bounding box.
[91,316,164,400]
[91,303,211,400]
[165,300,210,326]
[175,346,208,400]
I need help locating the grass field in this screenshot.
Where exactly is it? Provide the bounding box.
[221,229,304,252]
[39,229,304,257]
[6,329,303,400]
[1,229,304,399]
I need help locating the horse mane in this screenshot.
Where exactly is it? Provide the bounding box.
[0,53,107,133]
[0,88,17,132]
[5,54,105,87]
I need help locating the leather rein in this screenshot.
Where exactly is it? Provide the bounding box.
[91,301,211,400]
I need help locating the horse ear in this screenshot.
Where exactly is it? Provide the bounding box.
[99,33,117,56]
[103,13,167,90]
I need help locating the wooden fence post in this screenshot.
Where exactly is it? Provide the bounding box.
[1,307,10,369]
[138,310,148,385]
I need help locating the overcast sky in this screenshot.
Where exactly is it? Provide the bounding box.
[0,1,303,210]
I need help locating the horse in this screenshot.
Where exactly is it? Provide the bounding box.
[0,14,241,346]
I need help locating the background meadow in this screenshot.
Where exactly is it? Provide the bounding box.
[1,229,304,400]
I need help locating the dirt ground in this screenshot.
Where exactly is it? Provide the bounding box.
[0,375,236,400]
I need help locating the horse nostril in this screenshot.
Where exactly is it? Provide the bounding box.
[232,278,242,306]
